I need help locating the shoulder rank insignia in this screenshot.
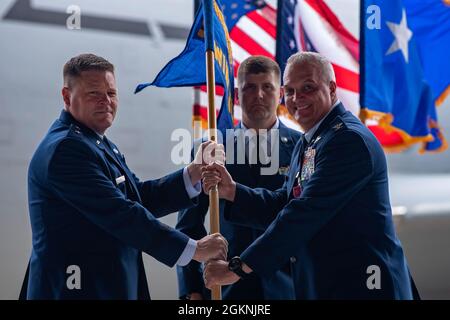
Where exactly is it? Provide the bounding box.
[332,122,343,131]
[73,125,81,134]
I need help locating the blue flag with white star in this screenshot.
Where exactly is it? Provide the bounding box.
[135,0,235,132]
[361,0,447,152]
[403,0,450,106]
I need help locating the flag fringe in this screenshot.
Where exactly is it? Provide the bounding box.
[359,108,447,153]
[436,85,450,107]
[276,104,296,122]
[418,118,449,154]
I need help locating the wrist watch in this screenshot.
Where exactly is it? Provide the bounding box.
[228,256,249,279]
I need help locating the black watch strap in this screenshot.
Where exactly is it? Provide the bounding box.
[232,267,249,279]
[228,256,249,280]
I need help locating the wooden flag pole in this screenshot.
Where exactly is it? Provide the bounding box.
[205,49,221,301]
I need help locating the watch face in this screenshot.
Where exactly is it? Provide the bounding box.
[228,257,241,271]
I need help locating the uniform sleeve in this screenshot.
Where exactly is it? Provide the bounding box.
[48,138,190,267]
[223,135,300,230]
[241,130,374,277]
[175,182,210,299]
[124,162,198,218]
[223,184,288,230]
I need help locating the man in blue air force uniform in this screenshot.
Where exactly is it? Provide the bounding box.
[22,54,228,299]
[203,52,420,299]
[176,56,300,300]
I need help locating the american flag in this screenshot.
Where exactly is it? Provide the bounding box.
[277,0,360,116]
[192,0,446,152]
[192,0,300,131]
[193,0,360,133]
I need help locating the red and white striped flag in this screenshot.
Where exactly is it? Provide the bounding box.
[192,0,363,135]
[192,0,302,133]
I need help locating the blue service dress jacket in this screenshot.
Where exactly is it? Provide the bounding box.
[176,121,301,299]
[224,103,420,299]
[24,110,196,299]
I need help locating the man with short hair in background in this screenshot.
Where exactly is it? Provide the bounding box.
[176,55,300,300]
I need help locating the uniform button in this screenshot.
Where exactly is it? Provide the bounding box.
[281,136,288,143]
[96,140,101,145]
[290,256,296,263]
